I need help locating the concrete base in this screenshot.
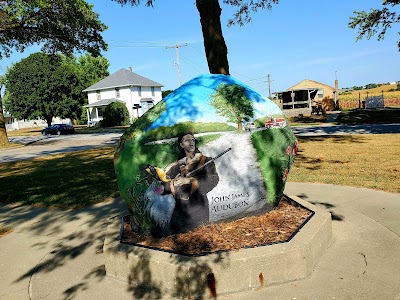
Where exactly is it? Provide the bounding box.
[103,195,332,298]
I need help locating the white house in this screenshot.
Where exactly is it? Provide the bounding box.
[83,68,163,125]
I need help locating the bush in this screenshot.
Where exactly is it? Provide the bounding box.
[101,102,129,127]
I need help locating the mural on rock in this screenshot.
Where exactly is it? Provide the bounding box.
[114,74,298,236]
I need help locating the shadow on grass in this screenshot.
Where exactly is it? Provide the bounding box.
[0,147,118,208]
[335,108,400,125]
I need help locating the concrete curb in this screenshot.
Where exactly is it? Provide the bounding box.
[103,195,332,298]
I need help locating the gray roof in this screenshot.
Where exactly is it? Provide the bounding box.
[83,68,163,92]
[83,98,125,108]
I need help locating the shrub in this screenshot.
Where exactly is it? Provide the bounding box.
[102,102,129,127]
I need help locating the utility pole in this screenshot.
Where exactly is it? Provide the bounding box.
[266,74,274,99]
[166,43,188,86]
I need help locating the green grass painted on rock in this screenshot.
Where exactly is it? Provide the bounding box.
[251,128,297,206]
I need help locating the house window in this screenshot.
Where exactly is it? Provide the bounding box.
[138,86,142,96]
[97,107,103,118]
[151,87,155,96]
[317,89,324,99]
[141,101,154,114]
[115,88,120,98]
[96,90,101,100]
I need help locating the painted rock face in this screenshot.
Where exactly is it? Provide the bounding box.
[114,74,297,236]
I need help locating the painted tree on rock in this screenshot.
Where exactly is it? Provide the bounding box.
[211,84,254,130]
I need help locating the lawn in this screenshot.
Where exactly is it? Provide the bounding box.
[0,134,221,208]
[1,134,398,209]
[0,147,118,208]
[288,134,400,194]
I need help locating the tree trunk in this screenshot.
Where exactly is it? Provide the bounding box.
[45,115,53,127]
[196,0,230,75]
[0,95,9,145]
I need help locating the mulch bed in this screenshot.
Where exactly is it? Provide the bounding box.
[121,195,313,256]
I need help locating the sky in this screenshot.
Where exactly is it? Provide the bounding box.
[1,0,399,96]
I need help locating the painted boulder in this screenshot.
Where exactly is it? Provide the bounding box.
[114,74,298,236]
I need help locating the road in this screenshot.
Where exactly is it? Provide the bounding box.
[1,133,122,163]
[1,123,399,163]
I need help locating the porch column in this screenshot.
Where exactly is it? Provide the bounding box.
[86,108,90,123]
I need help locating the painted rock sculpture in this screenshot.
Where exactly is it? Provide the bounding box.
[114,74,298,236]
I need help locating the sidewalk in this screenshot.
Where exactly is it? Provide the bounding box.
[0,183,399,299]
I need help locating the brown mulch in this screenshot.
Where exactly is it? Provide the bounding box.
[121,196,313,256]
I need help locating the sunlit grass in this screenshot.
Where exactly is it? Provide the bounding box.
[288,134,400,193]
[0,147,118,208]
[6,128,42,137]
[0,142,22,149]
[0,134,222,209]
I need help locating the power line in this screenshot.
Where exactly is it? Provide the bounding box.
[166,43,188,86]
[180,54,208,73]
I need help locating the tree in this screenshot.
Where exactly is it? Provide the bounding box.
[0,0,108,59]
[5,52,83,127]
[349,1,400,51]
[101,102,129,127]
[111,0,279,75]
[0,75,8,144]
[162,90,174,98]
[0,0,108,144]
[65,54,110,124]
[211,83,254,130]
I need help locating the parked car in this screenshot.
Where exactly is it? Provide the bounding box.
[244,122,256,131]
[265,117,286,129]
[41,124,75,136]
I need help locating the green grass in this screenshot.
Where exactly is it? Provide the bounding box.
[1,132,398,209]
[0,147,119,208]
[335,108,400,124]
[0,134,221,209]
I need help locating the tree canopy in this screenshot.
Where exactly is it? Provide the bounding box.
[65,54,110,124]
[0,0,108,59]
[349,0,400,51]
[5,52,83,126]
[211,83,254,130]
[111,0,279,74]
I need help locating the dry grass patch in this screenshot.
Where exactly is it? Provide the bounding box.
[0,142,22,149]
[288,134,400,193]
[6,128,42,137]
